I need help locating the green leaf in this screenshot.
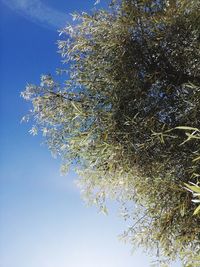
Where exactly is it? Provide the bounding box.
[192,156,200,162]
[71,101,82,114]
[193,205,200,215]
[175,126,200,132]
[184,183,200,193]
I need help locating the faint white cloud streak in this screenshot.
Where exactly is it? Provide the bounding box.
[2,0,70,30]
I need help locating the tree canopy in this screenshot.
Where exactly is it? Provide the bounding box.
[22,0,200,266]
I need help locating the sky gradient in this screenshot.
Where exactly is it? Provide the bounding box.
[0,1,181,266]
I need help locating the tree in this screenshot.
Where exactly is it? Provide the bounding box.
[22,0,200,266]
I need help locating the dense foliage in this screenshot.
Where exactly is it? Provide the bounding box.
[22,0,200,266]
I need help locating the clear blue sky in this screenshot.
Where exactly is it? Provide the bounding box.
[0,1,181,267]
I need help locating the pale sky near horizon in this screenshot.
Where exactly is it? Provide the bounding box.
[0,1,181,267]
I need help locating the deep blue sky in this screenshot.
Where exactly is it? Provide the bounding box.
[0,1,181,267]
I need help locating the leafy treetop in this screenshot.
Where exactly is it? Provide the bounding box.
[22,0,200,266]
